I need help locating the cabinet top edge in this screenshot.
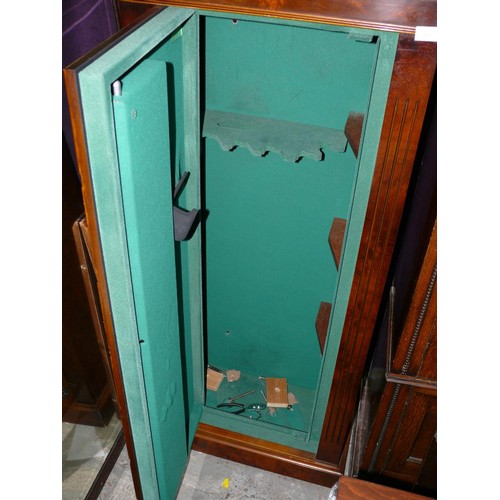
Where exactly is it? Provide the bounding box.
[121,0,436,34]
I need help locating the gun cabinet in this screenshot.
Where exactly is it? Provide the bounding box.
[65,1,436,498]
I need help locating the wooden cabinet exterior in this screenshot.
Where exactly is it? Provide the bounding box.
[64,1,436,497]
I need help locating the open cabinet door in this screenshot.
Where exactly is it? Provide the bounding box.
[64,7,202,499]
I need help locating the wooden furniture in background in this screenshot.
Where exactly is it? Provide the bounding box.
[72,215,120,419]
[351,100,436,496]
[62,136,114,427]
[359,221,437,494]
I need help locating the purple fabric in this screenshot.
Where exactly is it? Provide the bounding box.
[62,0,118,169]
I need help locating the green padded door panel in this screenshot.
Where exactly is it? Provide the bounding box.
[113,58,188,500]
[73,7,198,499]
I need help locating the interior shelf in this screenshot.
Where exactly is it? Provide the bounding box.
[315,301,332,354]
[344,112,364,158]
[203,109,348,162]
[329,217,347,269]
[316,217,347,354]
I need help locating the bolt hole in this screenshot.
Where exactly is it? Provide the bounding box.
[232,19,238,24]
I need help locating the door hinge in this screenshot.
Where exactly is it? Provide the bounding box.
[111,80,122,96]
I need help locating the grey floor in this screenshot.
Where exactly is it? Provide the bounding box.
[98,447,334,499]
[63,415,123,500]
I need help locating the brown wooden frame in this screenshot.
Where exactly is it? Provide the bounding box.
[65,0,436,495]
[118,0,436,33]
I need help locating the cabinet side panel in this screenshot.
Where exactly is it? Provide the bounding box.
[316,36,437,465]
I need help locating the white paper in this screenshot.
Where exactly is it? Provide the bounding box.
[415,26,438,42]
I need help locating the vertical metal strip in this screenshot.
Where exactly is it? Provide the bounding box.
[367,264,437,473]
